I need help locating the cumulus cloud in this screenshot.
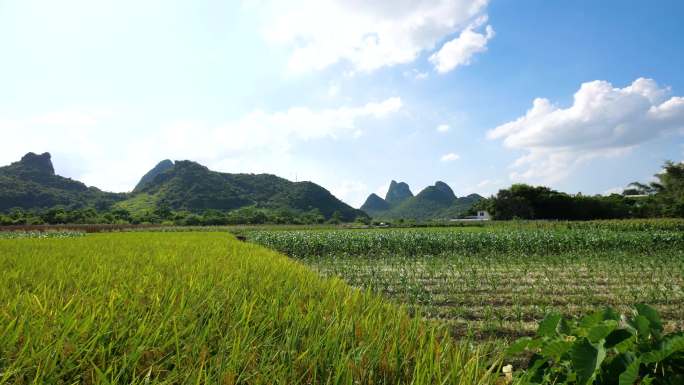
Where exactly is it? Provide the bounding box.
[252,0,490,72]
[429,17,494,73]
[603,186,625,195]
[456,178,503,197]
[332,180,369,208]
[441,152,460,162]
[476,179,499,188]
[0,98,403,193]
[437,124,450,133]
[327,83,340,97]
[184,97,403,158]
[0,108,110,165]
[487,78,684,183]
[415,71,429,80]
[403,69,429,80]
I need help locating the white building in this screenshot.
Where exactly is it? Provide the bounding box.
[450,210,491,221]
[475,210,491,220]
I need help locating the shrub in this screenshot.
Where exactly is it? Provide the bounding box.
[508,305,684,384]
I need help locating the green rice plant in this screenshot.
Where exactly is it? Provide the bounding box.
[0,232,504,384]
[0,230,85,239]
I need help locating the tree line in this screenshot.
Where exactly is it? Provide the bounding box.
[473,161,684,220]
[0,205,358,226]
[2,161,682,225]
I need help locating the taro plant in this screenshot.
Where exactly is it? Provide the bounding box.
[508,304,684,384]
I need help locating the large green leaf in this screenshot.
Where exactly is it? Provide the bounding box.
[630,315,651,338]
[579,311,605,331]
[577,308,618,330]
[542,339,572,361]
[571,338,606,385]
[526,353,551,383]
[641,334,684,364]
[605,329,634,349]
[588,320,618,343]
[614,335,637,354]
[635,304,663,333]
[618,357,640,385]
[601,307,621,321]
[507,337,539,355]
[603,352,636,385]
[538,312,562,337]
[559,317,573,335]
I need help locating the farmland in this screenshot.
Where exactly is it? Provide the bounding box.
[248,222,684,340]
[0,232,501,384]
[2,220,683,383]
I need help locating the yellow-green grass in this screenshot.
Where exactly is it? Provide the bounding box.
[114,193,158,215]
[0,232,502,384]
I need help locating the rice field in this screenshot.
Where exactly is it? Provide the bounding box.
[0,230,86,239]
[3,220,683,384]
[248,224,684,341]
[0,232,503,384]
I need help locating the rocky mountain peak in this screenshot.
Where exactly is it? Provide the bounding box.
[133,159,175,192]
[360,193,390,212]
[385,180,413,205]
[19,152,54,175]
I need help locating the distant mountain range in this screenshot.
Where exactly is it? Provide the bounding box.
[134,159,174,192]
[125,159,364,221]
[0,153,364,221]
[361,180,483,220]
[0,153,126,212]
[0,152,482,221]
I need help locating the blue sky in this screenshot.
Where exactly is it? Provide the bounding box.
[1,0,683,207]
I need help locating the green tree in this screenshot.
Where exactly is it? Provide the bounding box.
[154,202,173,221]
[624,161,684,217]
[327,210,342,224]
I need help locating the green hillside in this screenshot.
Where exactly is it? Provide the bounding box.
[0,152,126,211]
[359,180,483,221]
[359,193,390,215]
[0,153,366,222]
[441,194,487,218]
[133,159,174,192]
[126,159,366,221]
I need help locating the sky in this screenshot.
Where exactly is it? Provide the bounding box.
[1,0,683,208]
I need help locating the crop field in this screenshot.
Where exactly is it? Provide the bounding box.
[248,223,684,341]
[0,232,502,384]
[2,220,683,384]
[0,230,86,239]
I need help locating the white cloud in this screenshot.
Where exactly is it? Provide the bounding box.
[456,178,502,197]
[0,108,146,192]
[437,124,450,133]
[328,83,340,97]
[487,78,684,183]
[404,69,429,80]
[331,180,369,208]
[0,98,403,193]
[160,97,402,160]
[476,179,494,188]
[429,17,494,73]
[603,187,624,195]
[441,152,460,162]
[415,71,429,80]
[375,182,391,198]
[252,0,490,72]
